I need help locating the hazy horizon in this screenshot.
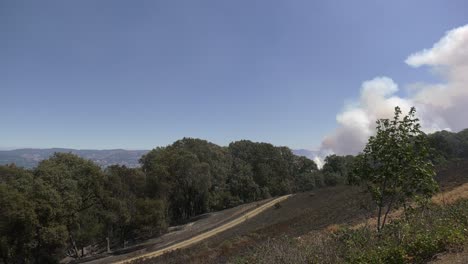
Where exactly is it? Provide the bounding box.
[0,144,321,152]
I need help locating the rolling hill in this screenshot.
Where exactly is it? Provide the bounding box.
[0,148,149,168]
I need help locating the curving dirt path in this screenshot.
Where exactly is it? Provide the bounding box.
[113,194,292,264]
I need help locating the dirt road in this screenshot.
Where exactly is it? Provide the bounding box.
[112,194,292,264]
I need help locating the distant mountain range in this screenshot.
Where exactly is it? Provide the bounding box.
[0,148,150,168]
[0,148,318,169]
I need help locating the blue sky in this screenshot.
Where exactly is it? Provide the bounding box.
[1,0,467,150]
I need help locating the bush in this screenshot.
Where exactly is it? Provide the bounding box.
[323,172,341,186]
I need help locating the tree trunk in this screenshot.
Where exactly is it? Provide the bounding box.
[106,237,111,253]
[377,176,389,233]
[381,196,395,230]
[403,202,408,221]
[67,227,79,258]
[377,204,383,233]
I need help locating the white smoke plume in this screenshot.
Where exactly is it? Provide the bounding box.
[317,24,468,161]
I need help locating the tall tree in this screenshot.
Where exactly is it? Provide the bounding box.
[141,138,228,223]
[0,164,68,263]
[34,153,106,257]
[322,155,355,186]
[292,156,319,191]
[228,140,297,196]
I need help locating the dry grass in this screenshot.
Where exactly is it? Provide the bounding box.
[429,244,468,263]
[350,182,468,230]
[432,182,468,205]
[324,224,341,234]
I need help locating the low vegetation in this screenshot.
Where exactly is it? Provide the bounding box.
[232,198,468,264]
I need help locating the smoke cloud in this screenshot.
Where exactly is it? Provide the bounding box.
[318,24,468,158]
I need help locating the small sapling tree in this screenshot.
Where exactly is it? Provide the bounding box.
[350,106,438,232]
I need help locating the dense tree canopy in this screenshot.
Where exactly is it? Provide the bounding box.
[1,138,321,263]
[428,128,468,164]
[321,155,355,186]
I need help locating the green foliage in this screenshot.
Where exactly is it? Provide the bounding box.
[0,183,38,263]
[323,171,341,186]
[0,164,68,263]
[351,106,438,231]
[292,156,321,191]
[34,153,107,256]
[103,165,167,244]
[233,199,468,264]
[428,128,468,164]
[141,139,221,222]
[134,198,167,236]
[228,141,296,196]
[141,138,319,224]
[338,200,468,264]
[227,158,261,204]
[322,155,355,186]
[1,138,318,261]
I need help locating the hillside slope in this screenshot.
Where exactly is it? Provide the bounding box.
[136,160,468,264]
